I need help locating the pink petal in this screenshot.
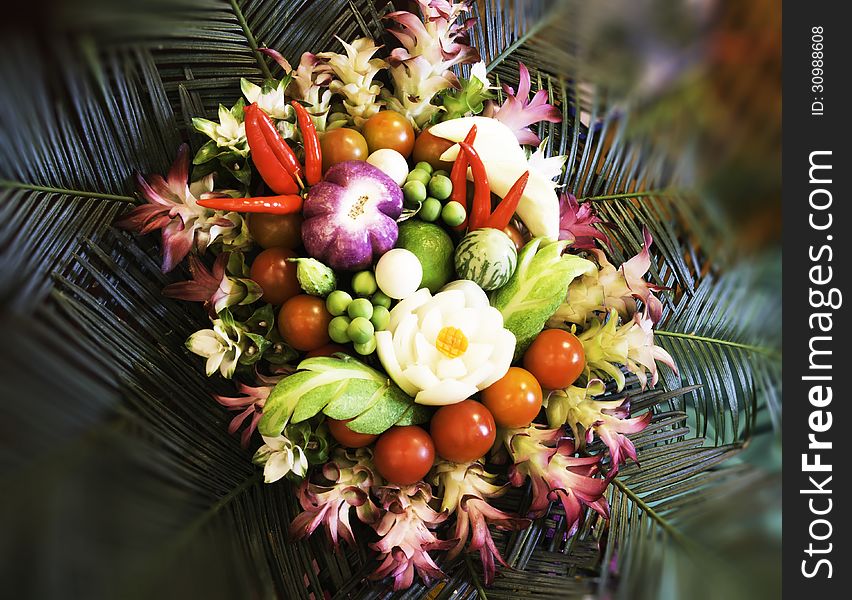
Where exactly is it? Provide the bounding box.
[167,144,190,194]
[160,220,195,273]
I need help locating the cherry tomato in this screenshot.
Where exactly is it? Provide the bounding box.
[412,127,454,171]
[250,247,301,305]
[320,128,369,172]
[327,418,378,448]
[430,400,496,463]
[277,294,332,351]
[305,343,348,358]
[523,329,586,390]
[481,367,543,428]
[372,425,435,485]
[248,213,303,249]
[362,111,415,158]
[503,224,526,252]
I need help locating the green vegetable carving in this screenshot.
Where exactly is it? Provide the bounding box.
[490,238,595,358]
[288,257,337,297]
[259,354,427,437]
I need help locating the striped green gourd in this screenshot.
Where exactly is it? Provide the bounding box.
[454,228,518,291]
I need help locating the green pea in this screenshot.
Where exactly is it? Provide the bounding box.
[433,169,449,178]
[403,180,427,204]
[328,316,352,343]
[419,198,442,222]
[414,161,434,175]
[427,174,452,201]
[353,336,377,356]
[347,317,375,345]
[325,290,353,316]
[370,305,390,331]
[347,297,374,320]
[441,201,467,227]
[405,169,431,186]
[371,291,392,309]
[351,270,378,297]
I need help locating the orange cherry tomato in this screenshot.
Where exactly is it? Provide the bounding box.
[430,400,496,463]
[372,425,435,485]
[277,295,332,351]
[481,367,543,428]
[250,247,301,305]
[320,128,369,172]
[327,418,378,448]
[362,111,415,158]
[248,213,303,250]
[523,329,586,390]
[412,127,454,171]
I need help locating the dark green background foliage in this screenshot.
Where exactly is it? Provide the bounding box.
[0,1,780,598]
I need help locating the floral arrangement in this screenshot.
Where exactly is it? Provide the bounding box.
[117,0,676,590]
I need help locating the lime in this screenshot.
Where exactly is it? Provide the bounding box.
[395,220,455,293]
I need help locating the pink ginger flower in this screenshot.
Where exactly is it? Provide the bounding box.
[483,62,562,145]
[162,252,262,317]
[622,310,677,389]
[383,1,479,127]
[558,193,611,250]
[432,461,530,585]
[114,145,239,272]
[370,482,455,591]
[214,373,282,448]
[289,449,381,548]
[577,309,678,391]
[545,380,652,473]
[550,228,666,328]
[612,227,666,323]
[260,49,336,130]
[506,425,610,536]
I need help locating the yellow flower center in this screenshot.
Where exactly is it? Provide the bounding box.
[435,326,469,358]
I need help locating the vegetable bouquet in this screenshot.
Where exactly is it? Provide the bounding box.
[118,0,676,591]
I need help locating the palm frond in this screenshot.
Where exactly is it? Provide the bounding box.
[576,394,778,600]
[655,255,782,443]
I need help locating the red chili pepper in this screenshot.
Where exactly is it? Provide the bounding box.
[290,101,322,186]
[484,171,529,231]
[245,107,299,195]
[197,194,303,214]
[448,125,477,231]
[250,104,304,188]
[457,142,490,231]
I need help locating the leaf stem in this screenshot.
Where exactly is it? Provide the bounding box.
[655,330,780,359]
[486,15,549,73]
[463,553,489,600]
[610,477,699,553]
[228,0,274,80]
[180,473,261,539]
[0,179,136,203]
[577,189,680,203]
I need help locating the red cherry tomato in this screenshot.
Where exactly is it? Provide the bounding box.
[372,425,435,485]
[248,213,303,249]
[362,111,415,158]
[250,247,301,305]
[320,128,369,172]
[430,400,496,463]
[305,344,348,358]
[327,418,378,448]
[277,295,332,351]
[412,127,454,171]
[481,367,543,428]
[523,329,586,389]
